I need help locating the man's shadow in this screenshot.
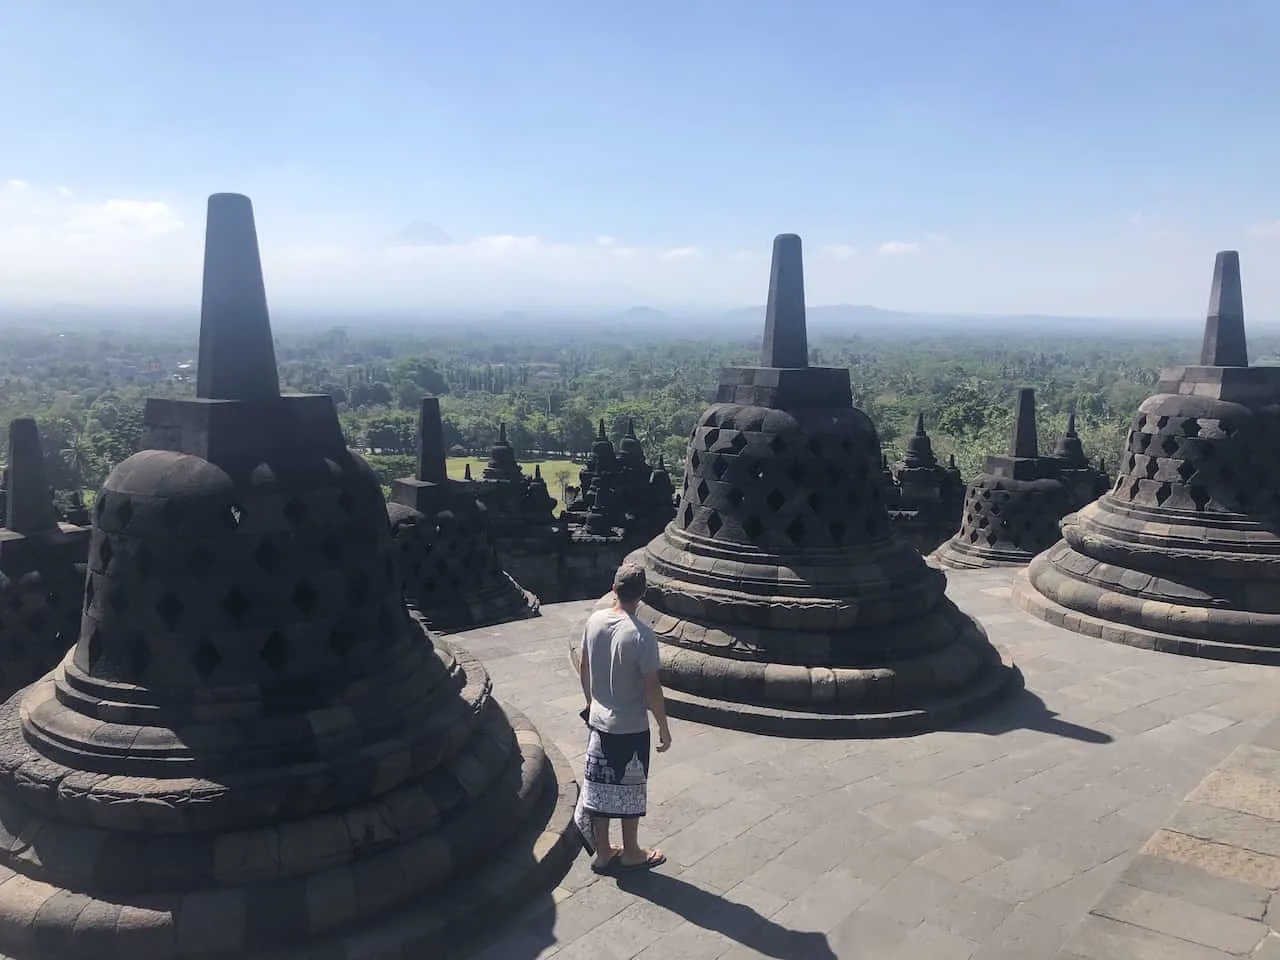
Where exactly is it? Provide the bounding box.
[615,869,837,960]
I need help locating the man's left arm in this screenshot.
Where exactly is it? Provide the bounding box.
[578,629,591,707]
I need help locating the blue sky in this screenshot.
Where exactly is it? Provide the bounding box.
[3,0,1279,317]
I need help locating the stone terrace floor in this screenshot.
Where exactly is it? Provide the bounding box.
[453,566,1280,960]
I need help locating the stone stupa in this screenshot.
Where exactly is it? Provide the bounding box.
[388,398,540,632]
[0,417,91,698]
[610,234,1019,735]
[1014,251,1280,664]
[0,194,577,959]
[933,388,1079,569]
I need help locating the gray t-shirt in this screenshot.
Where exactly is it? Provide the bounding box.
[580,607,660,735]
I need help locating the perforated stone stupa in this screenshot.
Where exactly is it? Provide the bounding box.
[934,389,1092,569]
[1014,251,1280,664]
[885,413,965,553]
[0,418,90,699]
[619,234,1019,735]
[0,194,577,959]
[388,398,539,632]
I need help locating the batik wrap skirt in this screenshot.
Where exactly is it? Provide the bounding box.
[573,727,651,855]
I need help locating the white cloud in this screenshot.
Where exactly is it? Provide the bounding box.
[659,246,703,261]
[1249,221,1280,238]
[6,179,31,192]
[878,240,921,256]
[820,243,857,262]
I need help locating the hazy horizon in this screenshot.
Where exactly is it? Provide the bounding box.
[4,2,1280,318]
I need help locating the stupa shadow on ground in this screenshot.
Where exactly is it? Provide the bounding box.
[452,564,1280,960]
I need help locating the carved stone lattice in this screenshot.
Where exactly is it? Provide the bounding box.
[1013,251,1280,663]
[613,234,1019,736]
[0,194,577,959]
[934,389,1108,569]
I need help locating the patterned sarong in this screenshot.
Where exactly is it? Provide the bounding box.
[573,727,651,855]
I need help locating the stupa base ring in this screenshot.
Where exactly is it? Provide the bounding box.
[0,700,580,960]
[932,538,1035,570]
[1012,563,1280,666]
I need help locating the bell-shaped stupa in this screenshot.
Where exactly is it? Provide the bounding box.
[0,418,91,698]
[934,389,1080,569]
[1014,251,1280,663]
[620,235,1019,735]
[0,194,577,959]
[388,399,539,631]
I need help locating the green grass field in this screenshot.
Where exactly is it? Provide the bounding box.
[445,457,579,511]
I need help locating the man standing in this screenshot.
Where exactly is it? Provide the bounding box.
[574,561,671,873]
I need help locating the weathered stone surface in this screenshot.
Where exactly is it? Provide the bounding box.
[934,390,1108,570]
[884,414,964,554]
[624,234,1018,735]
[1016,251,1280,663]
[0,194,578,959]
[388,399,539,633]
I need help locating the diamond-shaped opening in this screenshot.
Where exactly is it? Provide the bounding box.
[115,498,135,529]
[978,516,990,528]
[1127,455,1137,472]
[1160,437,1179,457]
[346,572,371,605]
[980,490,992,500]
[1156,416,1169,429]
[681,503,694,527]
[253,539,281,572]
[984,530,999,546]
[712,456,728,480]
[720,416,736,430]
[227,504,244,529]
[291,580,318,615]
[745,416,765,432]
[829,520,846,544]
[806,437,823,457]
[108,586,129,615]
[1144,458,1160,479]
[1182,418,1202,437]
[787,461,805,484]
[129,636,151,677]
[695,479,710,502]
[260,630,290,673]
[1137,415,1148,429]
[765,489,786,512]
[192,639,222,681]
[728,433,748,454]
[967,530,980,543]
[689,451,701,472]
[223,586,251,623]
[769,436,788,455]
[133,542,154,579]
[705,411,720,428]
[806,491,824,512]
[743,515,763,538]
[1176,460,1197,482]
[786,517,806,545]
[1220,420,1234,436]
[727,487,744,507]
[1138,434,1152,451]
[990,504,1002,517]
[1127,479,1141,500]
[1189,485,1211,511]
[155,591,184,629]
[703,428,721,450]
[706,511,723,537]
[337,488,356,515]
[98,538,114,568]
[282,498,308,526]
[1154,481,1173,506]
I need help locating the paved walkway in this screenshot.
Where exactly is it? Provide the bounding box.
[455,567,1280,959]
[1059,712,1280,959]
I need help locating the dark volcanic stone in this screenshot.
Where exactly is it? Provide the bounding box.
[624,234,1019,735]
[1014,251,1280,663]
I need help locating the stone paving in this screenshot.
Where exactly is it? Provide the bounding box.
[453,566,1280,959]
[1059,712,1280,958]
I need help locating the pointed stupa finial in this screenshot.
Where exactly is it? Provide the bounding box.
[498,422,507,443]
[534,464,542,480]
[626,417,637,438]
[415,397,447,484]
[948,453,957,468]
[1052,403,1086,465]
[5,418,58,536]
[597,418,606,440]
[1010,387,1039,459]
[915,411,927,437]
[196,193,281,400]
[1066,409,1078,436]
[464,463,472,480]
[1200,251,1248,367]
[657,454,666,469]
[761,234,808,368]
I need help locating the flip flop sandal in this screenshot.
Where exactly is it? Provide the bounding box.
[618,851,667,872]
[590,852,623,875]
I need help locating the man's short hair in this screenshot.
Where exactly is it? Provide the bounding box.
[612,562,647,602]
